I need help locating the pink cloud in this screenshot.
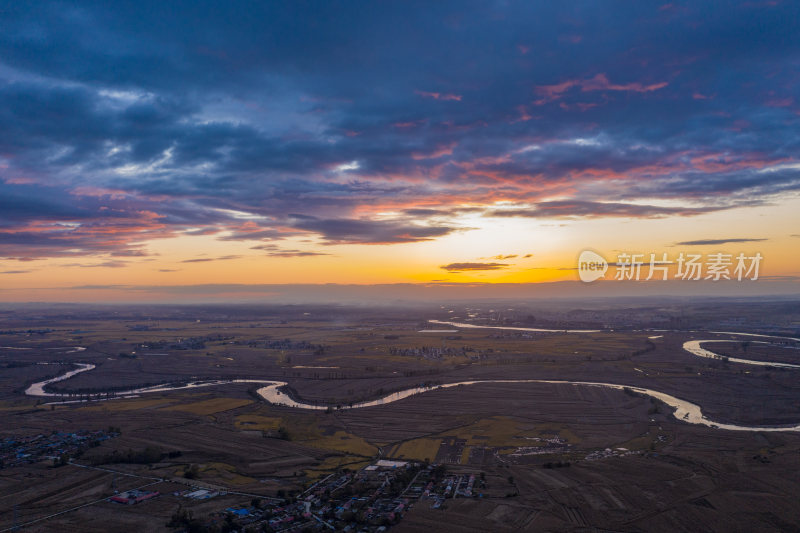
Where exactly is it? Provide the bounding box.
[580,73,668,93]
[415,90,462,101]
[559,101,599,111]
[765,97,794,107]
[558,34,583,44]
[393,119,427,129]
[534,73,668,105]
[411,142,457,160]
[511,105,536,122]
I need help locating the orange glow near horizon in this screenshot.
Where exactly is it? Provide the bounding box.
[1,196,798,302]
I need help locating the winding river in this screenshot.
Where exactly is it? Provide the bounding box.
[427,319,601,333]
[683,340,800,369]
[18,327,800,432]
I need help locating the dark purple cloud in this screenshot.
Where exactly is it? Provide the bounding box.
[288,215,460,245]
[676,238,767,246]
[0,1,798,258]
[180,255,241,263]
[487,201,730,219]
[441,262,510,272]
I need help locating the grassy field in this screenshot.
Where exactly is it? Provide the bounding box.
[386,438,442,462]
[383,417,583,463]
[199,462,257,486]
[234,414,283,431]
[2,306,800,532]
[79,398,176,411]
[297,430,377,456]
[162,397,252,415]
[439,416,533,448]
[302,455,372,479]
[234,408,378,456]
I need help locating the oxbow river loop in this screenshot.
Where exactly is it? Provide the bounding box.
[21,329,800,433]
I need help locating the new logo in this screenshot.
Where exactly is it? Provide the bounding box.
[578,250,608,283]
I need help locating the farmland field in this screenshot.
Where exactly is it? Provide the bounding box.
[1,302,800,531]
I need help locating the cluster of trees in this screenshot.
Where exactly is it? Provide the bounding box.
[50,430,118,467]
[623,387,640,397]
[246,338,324,352]
[90,446,181,466]
[542,461,571,469]
[0,328,51,335]
[631,340,657,357]
[388,345,476,358]
[183,464,200,479]
[0,361,34,369]
[647,397,663,415]
[167,506,214,532]
[264,426,290,440]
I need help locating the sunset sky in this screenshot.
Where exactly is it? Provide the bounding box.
[1,1,799,302]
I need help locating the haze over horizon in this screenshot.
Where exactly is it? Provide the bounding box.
[1,1,799,302]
